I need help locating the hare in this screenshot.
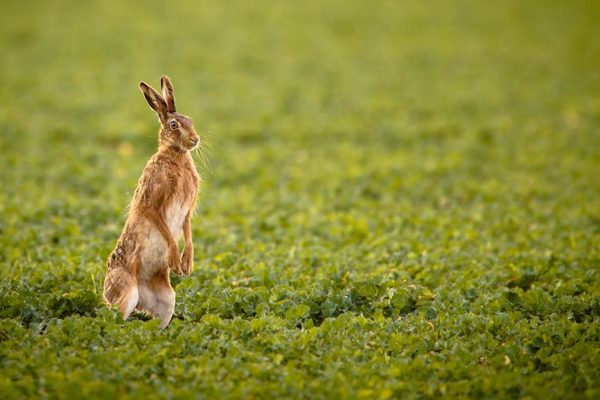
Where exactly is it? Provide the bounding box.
[103,75,201,328]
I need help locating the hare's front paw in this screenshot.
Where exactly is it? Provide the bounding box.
[168,246,183,275]
[181,246,194,276]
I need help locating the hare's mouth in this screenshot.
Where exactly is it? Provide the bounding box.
[188,137,199,150]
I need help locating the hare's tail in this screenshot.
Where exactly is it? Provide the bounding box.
[103,267,139,320]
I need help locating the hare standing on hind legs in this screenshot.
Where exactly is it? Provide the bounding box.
[103,75,201,328]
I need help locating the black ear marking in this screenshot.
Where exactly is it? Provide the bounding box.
[160,75,176,113]
[139,81,167,118]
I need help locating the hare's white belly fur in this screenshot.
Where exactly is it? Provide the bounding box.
[166,199,188,237]
[139,199,188,280]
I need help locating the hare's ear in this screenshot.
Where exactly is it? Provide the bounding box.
[139,81,167,120]
[160,75,176,113]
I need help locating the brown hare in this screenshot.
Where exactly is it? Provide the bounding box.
[103,75,201,328]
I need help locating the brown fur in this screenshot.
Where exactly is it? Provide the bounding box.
[103,75,201,328]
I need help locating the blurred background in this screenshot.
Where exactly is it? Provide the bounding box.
[1,0,599,397]
[1,0,599,283]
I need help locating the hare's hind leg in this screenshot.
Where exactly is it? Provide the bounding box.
[156,287,175,329]
[119,285,139,320]
[137,270,175,328]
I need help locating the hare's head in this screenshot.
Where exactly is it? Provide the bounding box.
[139,76,200,151]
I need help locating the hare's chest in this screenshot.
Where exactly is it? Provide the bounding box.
[138,197,189,279]
[165,198,189,237]
[166,170,197,235]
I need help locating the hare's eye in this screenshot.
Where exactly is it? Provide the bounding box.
[169,121,179,130]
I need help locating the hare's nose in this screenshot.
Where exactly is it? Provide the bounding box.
[190,137,199,145]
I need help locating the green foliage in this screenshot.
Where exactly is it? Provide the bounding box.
[1,0,599,398]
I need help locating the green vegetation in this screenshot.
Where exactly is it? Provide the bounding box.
[1,0,599,398]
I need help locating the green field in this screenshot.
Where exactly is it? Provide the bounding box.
[1,0,599,398]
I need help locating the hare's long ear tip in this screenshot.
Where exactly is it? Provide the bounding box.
[161,75,170,81]
[139,81,148,88]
